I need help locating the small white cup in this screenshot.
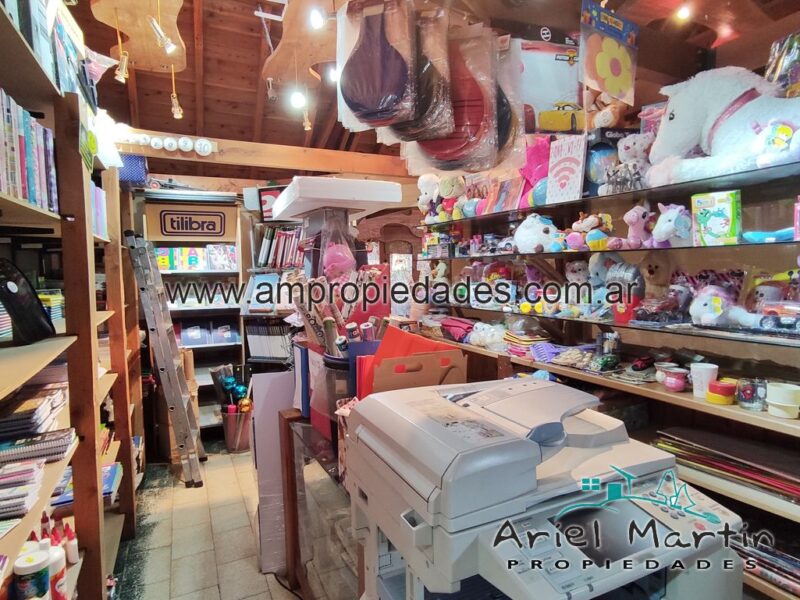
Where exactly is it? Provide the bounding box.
[690,363,719,399]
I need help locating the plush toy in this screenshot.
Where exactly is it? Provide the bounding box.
[584,89,627,129]
[639,250,673,299]
[588,252,624,288]
[518,136,551,208]
[432,261,448,285]
[565,212,613,251]
[462,198,479,218]
[650,203,692,248]
[417,174,440,225]
[453,197,467,220]
[689,285,761,328]
[439,176,467,221]
[513,214,566,254]
[648,66,800,186]
[323,243,356,283]
[564,260,590,304]
[608,204,656,250]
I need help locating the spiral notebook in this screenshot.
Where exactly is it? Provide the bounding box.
[0,428,75,464]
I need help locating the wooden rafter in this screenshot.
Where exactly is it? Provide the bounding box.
[193,0,205,136]
[250,26,270,178]
[126,67,140,128]
[117,128,409,177]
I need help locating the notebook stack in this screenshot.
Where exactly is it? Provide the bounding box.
[0,460,45,520]
[0,428,75,465]
[503,331,548,357]
[37,290,64,323]
[0,383,68,440]
[0,303,11,340]
[52,462,122,511]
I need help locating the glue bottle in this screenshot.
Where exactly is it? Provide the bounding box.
[64,524,80,565]
[39,536,67,600]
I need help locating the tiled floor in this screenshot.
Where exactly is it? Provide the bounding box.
[115,446,297,600]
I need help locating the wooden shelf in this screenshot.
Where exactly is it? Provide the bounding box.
[677,465,800,525]
[96,372,118,404]
[179,342,240,350]
[0,336,76,400]
[102,511,125,574]
[513,356,800,438]
[160,270,239,276]
[95,311,115,327]
[0,192,61,229]
[102,440,121,464]
[170,305,240,314]
[0,436,78,581]
[420,335,800,438]
[744,572,799,600]
[0,6,60,111]
[94,234,111,245]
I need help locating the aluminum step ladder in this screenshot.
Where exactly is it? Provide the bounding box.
[125,231,206,487]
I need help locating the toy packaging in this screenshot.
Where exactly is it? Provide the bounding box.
[691,190,742,247]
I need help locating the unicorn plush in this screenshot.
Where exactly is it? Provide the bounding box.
[513,214,566,254]
[650,203,692,248]
[608,204,656,250]
[648,66,800,186]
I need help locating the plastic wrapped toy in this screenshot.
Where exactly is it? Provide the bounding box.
[598,132,654,195]
[513,213,566,254]
[688,285,760,328]
[649,203,692,248]
[632,281,693,325]
[340,0,417,127]
[607,204,655,250]
[565,212,613,251]
[319,213,357,284]
[416,173,440,224]
[766,31,800,97]
[438,175,467,221]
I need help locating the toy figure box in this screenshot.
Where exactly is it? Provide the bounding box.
[691,190,742,247]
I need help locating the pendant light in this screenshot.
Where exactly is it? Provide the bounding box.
[170,65,183,119]
[151,0,177,55]
[289,50,307,110]
[303,110,312,131]
[113,10,129,83]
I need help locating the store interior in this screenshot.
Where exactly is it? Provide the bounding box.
[0,0,799,599]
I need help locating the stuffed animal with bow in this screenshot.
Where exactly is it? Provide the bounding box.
[689,285,761,328]
[439,175,467,221]
[565,212,613,251]
[648,66,800,186]
[417,174,440,225]
[608,204,656,250]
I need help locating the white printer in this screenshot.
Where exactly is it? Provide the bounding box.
[346,379,744,599]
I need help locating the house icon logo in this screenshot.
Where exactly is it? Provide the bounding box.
[559,466,721,524]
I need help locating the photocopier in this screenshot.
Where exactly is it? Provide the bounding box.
[345,379,744,600]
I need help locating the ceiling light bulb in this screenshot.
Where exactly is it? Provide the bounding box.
[114,51,129,83]
[290,90,307,109]
[163,36,177,55]
[676,4,691,21]
[171,93,184,120]
[309,8,325,30]
[327,66,339,83]
[149,16,176,54]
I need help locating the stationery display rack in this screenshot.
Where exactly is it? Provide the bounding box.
[418,160,800,600]
[0,7,141,597]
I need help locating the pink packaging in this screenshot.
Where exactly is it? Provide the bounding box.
[794,196,800,241]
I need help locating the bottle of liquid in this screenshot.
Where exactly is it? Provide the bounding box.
[64,525,80,565]
[40,511,51,537]
[39,537,67,600]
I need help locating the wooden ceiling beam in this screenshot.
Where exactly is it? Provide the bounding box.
[193,0,205,137]
[126,68,140,128]
[149,173,266,192]
[250,24,269,178]
[117,128,409,177]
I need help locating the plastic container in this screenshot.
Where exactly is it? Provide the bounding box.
[41,537,67,600]
[768,400,800,419]
[222,410,252,453]
[663,367,689,392]
[767,382,800,405]
[690,363,719,399]
[737,378,767,411]
[13,550,50,599]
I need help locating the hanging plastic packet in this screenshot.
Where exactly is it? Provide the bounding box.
[340,0,417,127]
[390,8,454,141]
[336,4,371,133]
[766,30,800,97]
[494,35,526,169]
[417,24,498,172]
[579,0,639,107]
[318,212,357,285]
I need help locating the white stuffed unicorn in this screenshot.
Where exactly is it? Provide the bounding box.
[648,66,800,186]
[650,203,692,248]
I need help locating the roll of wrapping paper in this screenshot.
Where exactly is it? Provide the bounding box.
[293,294,325,345]
[323,317,339,355]
[360,322,375,341]
[336,335,349,358]
[329,298,346,330]
[345,322,362,342]
[376,316,390,339]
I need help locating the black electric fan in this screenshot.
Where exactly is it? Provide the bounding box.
[0,259,55,346]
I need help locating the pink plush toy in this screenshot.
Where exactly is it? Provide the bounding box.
[323,243,356,283]
[518,136,551,208]
[608,205,656,250]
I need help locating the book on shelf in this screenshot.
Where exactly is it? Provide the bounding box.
[51,462,123,509]
[0,88,57,212]
[0,458,45,521]
[0,382,68,440]
[156,245,238,273]
[0,428,75,465]
[252,223,302,270]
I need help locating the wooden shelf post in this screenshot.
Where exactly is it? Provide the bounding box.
[102,168,137,539]
[55,93,105,600]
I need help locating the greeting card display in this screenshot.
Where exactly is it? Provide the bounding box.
[546,135,588,204]
[580,0,639,106]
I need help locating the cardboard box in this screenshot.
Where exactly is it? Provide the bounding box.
[372,349,467,393]
[691,190,742,246]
